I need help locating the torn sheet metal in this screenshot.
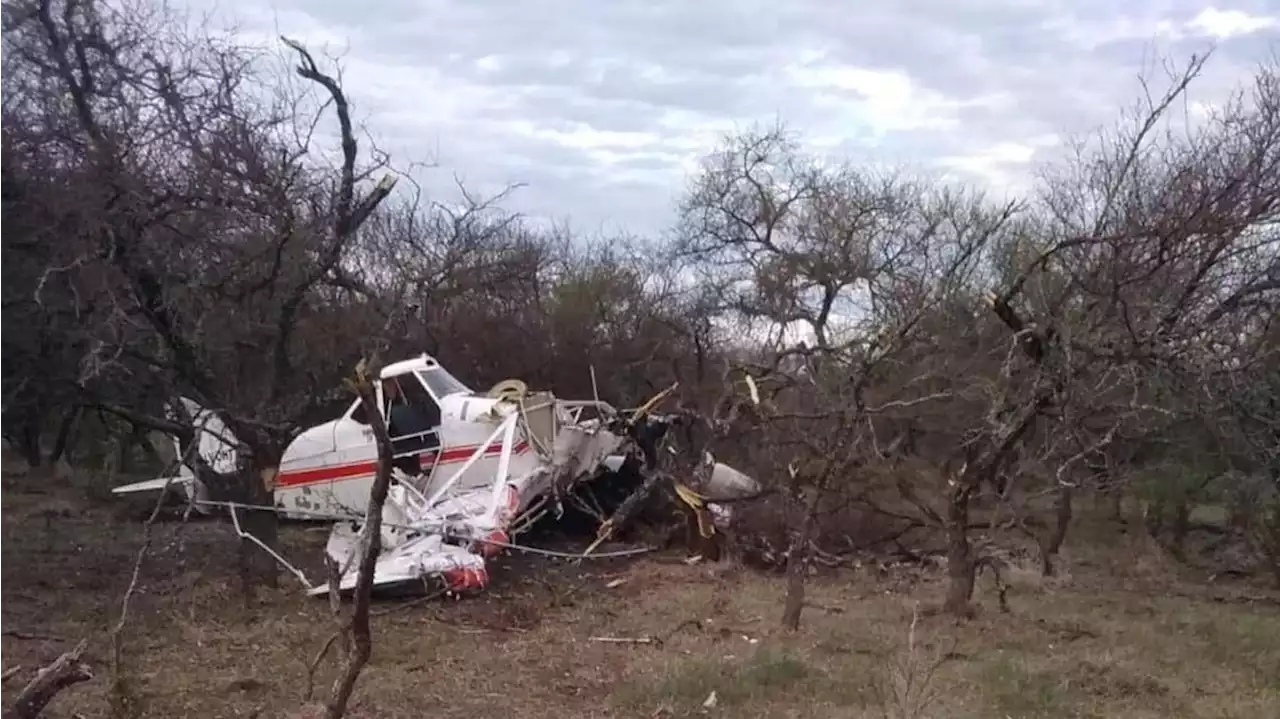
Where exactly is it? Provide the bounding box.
[308,378,637,596]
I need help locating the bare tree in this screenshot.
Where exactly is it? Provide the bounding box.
[672,51,1279,619]
[2,0,395,588]
[942,50,1280,607]
[674,124,1017,626]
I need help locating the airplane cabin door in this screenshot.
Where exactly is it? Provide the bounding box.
[380,373,444,490]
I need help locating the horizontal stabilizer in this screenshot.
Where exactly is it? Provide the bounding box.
[111,476,193,495]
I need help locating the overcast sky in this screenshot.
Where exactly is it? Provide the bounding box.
[189,0,1279,237]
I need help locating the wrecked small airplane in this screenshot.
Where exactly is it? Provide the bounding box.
[114,353,760,597]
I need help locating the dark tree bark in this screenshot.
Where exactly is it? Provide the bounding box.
[1040,484,1073,577]
[48,404,80,465]
[116,421,146,475]
[324,364,396,719]
[236,447,285,596]
[1,639,91,719]
[781,487,822,631]
[1170,500,1192,562]
[943,485,976,616]
[1145,498,1166,538]
[19,414,43,469]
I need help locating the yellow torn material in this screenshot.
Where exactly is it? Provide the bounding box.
[675,483,715,539]
[674,483,705,508]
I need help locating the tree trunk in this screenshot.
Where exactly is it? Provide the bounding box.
[325,368,398,719]
[234,454,282,601]
[19,419,42,470]
[236,504,280,595]
[943,485,976,617]
[138,434,163,473]
[14,402,82,473]
[169,414,285,601]
[48,405,80,466]
[1170,500,1191,562]
[1227,484,1254,532]
[781,489,821,631]
[1039,484,1073,577]
[1144,498,1165,538]
[117,423,146,475]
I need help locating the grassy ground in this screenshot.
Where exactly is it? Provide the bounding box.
[3,467,1279,719]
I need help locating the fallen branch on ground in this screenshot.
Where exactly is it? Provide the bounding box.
[0,631,65,642]
[588,636,656,644]
[1,639,92,719]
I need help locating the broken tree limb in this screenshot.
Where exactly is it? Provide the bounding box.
[630,382,679,422]
[1,639,92,719]
[581,470,670,557]
[589,618,710,649]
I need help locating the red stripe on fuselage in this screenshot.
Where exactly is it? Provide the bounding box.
[276,441,530,488]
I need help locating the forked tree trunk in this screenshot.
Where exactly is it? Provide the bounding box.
[781,489,822,631]
[13,405,78,472]
[1040,484,1073,577]
[943,485,976,617]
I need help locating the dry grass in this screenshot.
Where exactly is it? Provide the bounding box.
[3,469,1279,719]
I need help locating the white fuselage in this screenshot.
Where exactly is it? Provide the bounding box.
[274,392,541,520]
[113,355,622,528]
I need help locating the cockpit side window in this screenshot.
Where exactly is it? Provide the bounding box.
[382,374,442,436]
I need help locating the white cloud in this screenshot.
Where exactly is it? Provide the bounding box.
[177,0,1276,235]
[784,62,964,137]
[938,134,1062,191]
[1187,7,1279,39]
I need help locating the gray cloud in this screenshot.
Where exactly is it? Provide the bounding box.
[188,0,1280,235]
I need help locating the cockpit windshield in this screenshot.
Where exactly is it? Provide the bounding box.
[416,367,470,400]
